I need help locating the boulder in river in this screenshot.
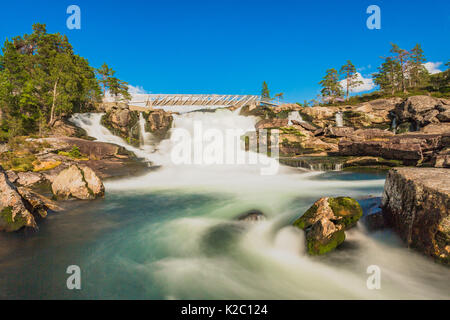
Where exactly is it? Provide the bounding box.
[236,209,266,222]
[51,165,105,200]
[382,167,450,264]
[145,109,173,139]
[293,197,363,255]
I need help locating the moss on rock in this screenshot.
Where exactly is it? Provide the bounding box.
[328,197,363,228]
[307,229,346,255]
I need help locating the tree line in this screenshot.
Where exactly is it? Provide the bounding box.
[0,24,130,140]
[319,43,449,104]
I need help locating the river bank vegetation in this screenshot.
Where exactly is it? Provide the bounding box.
[0,24,129,142]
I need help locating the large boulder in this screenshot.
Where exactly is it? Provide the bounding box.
[145,109,173,139]
[0,167,37,232]
[293,197,363,255]
[51,165,105,200]
[381,168,450,264]
[101,103,140,145]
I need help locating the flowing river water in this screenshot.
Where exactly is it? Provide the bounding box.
[0,108,448,299]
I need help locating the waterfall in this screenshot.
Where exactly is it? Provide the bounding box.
[287,111,304,125]
[391,117,397,134]
[139,112,153,146]
[335,112,343,127]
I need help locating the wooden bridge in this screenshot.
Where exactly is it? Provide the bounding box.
[128,94,279,108]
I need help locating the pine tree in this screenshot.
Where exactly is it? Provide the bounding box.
[390,43,409,93]
[261,81,270,100]
[319,69,342,103]
[373,57,401,95]
[339,60,363,100]
[408,44,428,88]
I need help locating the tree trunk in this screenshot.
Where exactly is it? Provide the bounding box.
[48,78,59,127]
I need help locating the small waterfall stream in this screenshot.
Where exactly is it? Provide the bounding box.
[335,112,344,127]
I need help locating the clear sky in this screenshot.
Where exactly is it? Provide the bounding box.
[0,0,449,102]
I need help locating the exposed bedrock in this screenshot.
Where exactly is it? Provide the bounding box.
[381,168,450,264]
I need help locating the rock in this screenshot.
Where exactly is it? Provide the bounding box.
[16,172,45,186]
[300,106,335,120]
[381,168,450,264]
[17,187,62,218]
[255,119,288,129]
[51,119,86,137]
[351,128,394,140]
[236,209,266,222]
[338,133,445,165]
[101,104,140,145]
[421,123,450,134]
[394,96,449,127]
[145,109,173,139]
[51,165,105,200]
[291,120,316,131]
[437,109,450,122]
[0,166,37,232]
[293,197,363,255]
[327,127,354,138]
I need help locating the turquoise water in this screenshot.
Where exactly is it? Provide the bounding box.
[0,170,448,299]
[0,111,448,300]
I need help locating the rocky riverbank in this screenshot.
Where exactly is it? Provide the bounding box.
[381,167,449,264]
[248,95,450,170]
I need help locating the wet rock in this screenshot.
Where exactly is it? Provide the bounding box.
[382,168,450,264]
[145,109,173,139]
[293,197,363,255]
[236,209,266,222]
[201,223,246,255]
[17,187,62,218]
[101,103,140,145]
[51,165,105,200]
[0,166,37,232]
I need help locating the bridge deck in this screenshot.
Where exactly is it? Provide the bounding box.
[128,94,280,108]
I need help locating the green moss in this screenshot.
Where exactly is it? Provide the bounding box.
[307,229,346,255]
[0,206,27,231]
[328,197,363,227]
[293,204,318,229]
[280,127,306,136]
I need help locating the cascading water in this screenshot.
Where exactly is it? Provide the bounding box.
[287,111,304,125]
[335,111,344,127]
[1,109,448,300]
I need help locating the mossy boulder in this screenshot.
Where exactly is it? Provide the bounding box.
[293,197,362,255]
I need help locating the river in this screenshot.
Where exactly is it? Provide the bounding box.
[0,108,448,299]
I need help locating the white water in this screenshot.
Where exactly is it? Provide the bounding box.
[288,111,304,125]
[69,110,449,300]
[335,111,344,127]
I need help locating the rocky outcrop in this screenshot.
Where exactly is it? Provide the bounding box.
[101,103,140,145]
[293,197,363,255]
[255,119,288,129]
[338,133,448,165]
[381,168,450,264]
[0,166,37,232]
[394,96,450,128]
[145,109,173,139]
[51,165,105,200]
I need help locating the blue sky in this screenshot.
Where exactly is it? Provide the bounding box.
[0,0,449,102]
